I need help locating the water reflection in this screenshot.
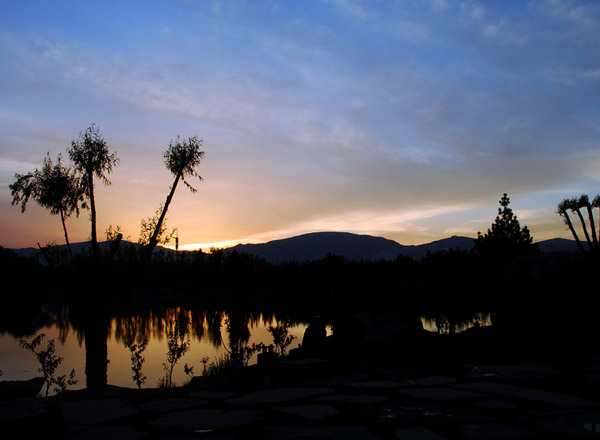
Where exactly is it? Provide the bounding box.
[0,304,311,390]
[421,312,492,334]
[1,305,494,391]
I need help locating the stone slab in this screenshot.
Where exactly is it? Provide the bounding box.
[189,390,239,401]
[138,397,207,413]
[406,376,456,387]
[314,393,389,404]
[226,387,334,404]
[59,399,138,426]
[151,408,258,431]
[399,387,484,401]
[349,380,404,389]
[259,424,382,440]
[460,423,537,440]
[275,404,339,419]
[394,426,449,440]
[455,382,598,408]
[66,426,146,440]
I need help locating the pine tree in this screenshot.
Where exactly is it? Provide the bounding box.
[475,193,539,259]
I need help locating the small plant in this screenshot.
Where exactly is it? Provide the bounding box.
[125,339,148,389]
[183,363,194,384]
[267,322,296,356]
[19,333,77,397]
[158,311,191,388]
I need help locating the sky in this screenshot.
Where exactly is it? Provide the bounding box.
[1,0,599,251]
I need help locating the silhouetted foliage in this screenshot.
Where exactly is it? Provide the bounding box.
[267,322,296,356]
[125,339,148,389]
[138,204,175,246]
[68,124,119,260]
[159,309,192,388]
[9,153,84,259]
[19,333,77,396]
[475,193,538,260]
[143,136,204,260]
[557,194,600,255]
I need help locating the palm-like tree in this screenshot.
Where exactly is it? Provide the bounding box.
[68,124,119,259]
[557,197,590,254]
[9,153,84,259]
[142,136,204,260]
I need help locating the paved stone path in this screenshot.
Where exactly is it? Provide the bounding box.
[3,357,600,439]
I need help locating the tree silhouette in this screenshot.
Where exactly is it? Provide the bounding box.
[475,193,538,260]
[142,136,204,260]
[557,194,600,255]
[9,153,84,259]
[68,124,119,260]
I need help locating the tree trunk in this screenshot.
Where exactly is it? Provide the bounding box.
[564,212,587,254]
[143,173,181,261]
[60,210,74,260]
[586,204,599,251]
[574,208,593,251]
[87,165,99,260]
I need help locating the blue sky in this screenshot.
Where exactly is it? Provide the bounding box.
[1,0,599,250]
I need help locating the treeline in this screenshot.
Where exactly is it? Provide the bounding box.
[1,239,593,315]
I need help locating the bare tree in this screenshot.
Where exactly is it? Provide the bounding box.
[142,136,204,260]
[68,124,119,259]
[10,153,84,259]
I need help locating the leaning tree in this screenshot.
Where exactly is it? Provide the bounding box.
[10,153,84,259]
[142,136,204,260]
[68,124,119,259]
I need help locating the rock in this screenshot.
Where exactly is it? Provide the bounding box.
[226,387,334,405]
[0,377,44,399]
[394,426,449,440]
[151,408,258,431]
[398,387,485,402]
[275,404,339,419]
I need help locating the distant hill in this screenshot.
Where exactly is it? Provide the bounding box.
[7,233,579,263]
[228,232,579,263]
[228,232,477,263]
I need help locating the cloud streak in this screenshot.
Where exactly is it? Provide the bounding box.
[1,1,599,249]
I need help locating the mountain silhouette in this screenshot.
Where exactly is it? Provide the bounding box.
[229,232,479,262]
[228,232,578,263]
[9,232,579,263]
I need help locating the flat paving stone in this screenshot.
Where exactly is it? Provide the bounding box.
[189,390,240,401]
[59,399,138,426]
[471,399,518,410]
[226,387,334,404]
[259,424,383,440]
[464,364,559,382]
[406,376,457,387]
[398,387,485,401]
[275,404,339,419]
[150,408,258,431]
[394,426,449,440]
[460,423,538,440]
[455,382,598,408]
[138,397,207,413]
[349,380,404,389]
[66,426,146,440]
[313,393,389,404]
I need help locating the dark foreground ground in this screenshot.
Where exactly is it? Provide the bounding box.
[3,316,600,440]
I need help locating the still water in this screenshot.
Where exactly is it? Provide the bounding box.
[0,306,489,394]
[0,306,315,392]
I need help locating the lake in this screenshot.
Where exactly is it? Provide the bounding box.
[0,305,489,395]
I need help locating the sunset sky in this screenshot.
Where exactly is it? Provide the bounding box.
[1,0,599,251]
